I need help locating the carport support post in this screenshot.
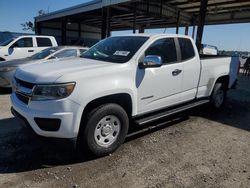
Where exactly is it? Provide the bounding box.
[101,7,107,39]
[196,0,208,52]
[139,26,144,33]
[176,11,180,34]
[61,17,67,45]
[133,2,137,33]
[192,24,195,39]
[35,20,41,35]
[185,25,189,35]
[107,7,111,37]
[78,22,81,39]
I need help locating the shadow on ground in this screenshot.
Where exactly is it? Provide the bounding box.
[0,87,12,95]
[196,74,250,132]
[0,115,188,174]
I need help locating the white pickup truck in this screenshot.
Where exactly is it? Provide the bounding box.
[0,35,58,61]
[11,34,237,156]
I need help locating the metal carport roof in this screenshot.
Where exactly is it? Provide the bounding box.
[36,0,250,28]
[35,0,250,48]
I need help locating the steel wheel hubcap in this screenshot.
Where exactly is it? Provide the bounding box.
[215,89,224,107]
[94,115,121,147]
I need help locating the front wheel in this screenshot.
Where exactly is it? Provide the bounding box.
[77,103,129,156]
[210,82,227,110]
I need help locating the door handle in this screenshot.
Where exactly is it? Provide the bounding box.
[172,69,182,76]
[28,50,34,52]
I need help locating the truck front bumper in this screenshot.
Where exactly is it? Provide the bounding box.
[11,93,83,139]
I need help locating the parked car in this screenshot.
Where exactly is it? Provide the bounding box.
[11,34,236,156]
[0,46,88,88]
[200,44,218,55]
[0,35,58,61]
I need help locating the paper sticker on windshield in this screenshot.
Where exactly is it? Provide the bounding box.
[113,51,130,56]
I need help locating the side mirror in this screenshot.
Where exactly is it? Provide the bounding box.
[139,55,162,69]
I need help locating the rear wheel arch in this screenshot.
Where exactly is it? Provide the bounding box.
[209,75,229,110]
[214,75,230,89]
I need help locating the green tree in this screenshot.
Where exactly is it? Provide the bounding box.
[21,9,47,32]
[21,21,35,32]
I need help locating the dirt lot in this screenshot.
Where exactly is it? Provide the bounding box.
[0,75,250,188]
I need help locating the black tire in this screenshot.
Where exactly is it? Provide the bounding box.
[209,82,227,110]
[77,103,129,156]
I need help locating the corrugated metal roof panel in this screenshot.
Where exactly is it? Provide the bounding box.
[35,0,132,22]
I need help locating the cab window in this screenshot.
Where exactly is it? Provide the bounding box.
[13,37,33,48]
[80,49,87,56]
[54,49,77,58]
[145,38,177,64]
[178,38,195,61]
[36,37,52,47]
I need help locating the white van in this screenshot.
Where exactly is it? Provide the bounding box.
[0,35,58,61]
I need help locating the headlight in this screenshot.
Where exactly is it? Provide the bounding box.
[32,82,75,100]
[0,66,16,72]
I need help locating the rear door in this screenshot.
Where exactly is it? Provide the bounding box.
[137,37,184,114]
[178,38,201,101]
[35,37,53,53]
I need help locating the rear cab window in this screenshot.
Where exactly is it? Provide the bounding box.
[36,37,52,47]
[178,38,195,61]
[145,38,177,64]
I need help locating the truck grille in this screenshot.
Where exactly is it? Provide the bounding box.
[15,78,35,89]
[14,78,35,105]
[16,93,30,104]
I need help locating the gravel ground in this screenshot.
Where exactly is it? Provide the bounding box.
[0,75,250,188]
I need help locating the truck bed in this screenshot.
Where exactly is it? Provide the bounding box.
[199,54,230,59]
[197,54,239,99]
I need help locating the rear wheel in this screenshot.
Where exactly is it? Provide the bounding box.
[210,82,227,110]
[77,103,129,156]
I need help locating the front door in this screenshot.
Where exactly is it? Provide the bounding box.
[8,37,35,59]
[137,38,183,114]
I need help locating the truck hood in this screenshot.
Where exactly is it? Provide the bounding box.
[15,57,115,83]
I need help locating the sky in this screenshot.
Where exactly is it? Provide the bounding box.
[0,0,250,52]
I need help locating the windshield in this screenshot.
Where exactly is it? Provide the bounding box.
[0,38,15,46]
[81,36,149,63]
[30,47,59,60]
